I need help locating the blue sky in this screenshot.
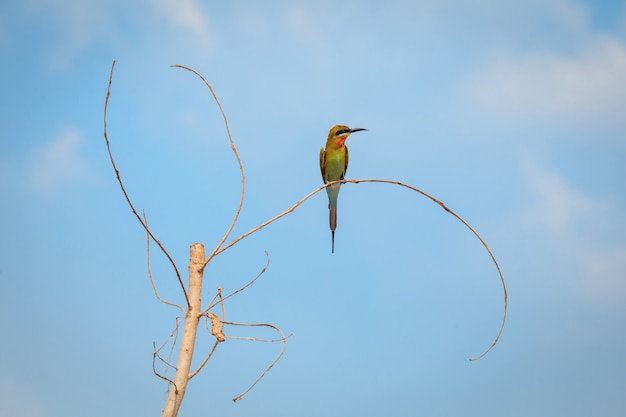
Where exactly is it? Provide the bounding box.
[1,0,625,416]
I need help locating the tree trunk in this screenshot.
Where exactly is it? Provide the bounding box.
[162,243,205,417]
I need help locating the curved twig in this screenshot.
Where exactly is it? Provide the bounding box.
[170,64,246,270]
[215,179,507,360]
[144,211,185,313]
[153,317,183,376]
[216,183,330,255]
[222,321,291,402]
[152,341,176,387]
[190,308,226,379]
[103,60,189,307]
[189,340,220,380]
[108,62,505,362]
[349,179,507,361]
[206,251,270,311]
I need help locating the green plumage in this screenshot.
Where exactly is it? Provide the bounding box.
[319,125,366,253]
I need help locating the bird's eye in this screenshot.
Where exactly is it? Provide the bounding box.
[335,129,349,136]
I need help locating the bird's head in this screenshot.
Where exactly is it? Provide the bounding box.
[327,125,367,147]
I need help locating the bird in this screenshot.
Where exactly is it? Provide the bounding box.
[319,125,367,253]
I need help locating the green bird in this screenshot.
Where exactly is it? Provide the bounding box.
[319,125,367,253]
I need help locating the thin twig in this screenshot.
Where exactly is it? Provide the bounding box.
[144,211,185,313]
[153,341,176,387]
[153,344,176,372]
[205,286,222,314]
[170,64,246,270]
[190,290,227,379]
[206,251,270,311]
[103,60,189,307]
[222,321,290,402]
[214,179,506,360]
[218,290,225,336]
[216,183,332,255]
[152,317,183,377]
[226,335,293,343]
[346,179,507,361]
[209,290,227,340]
[189,340,220,380]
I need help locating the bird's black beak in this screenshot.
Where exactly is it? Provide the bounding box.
[350,128,367,133]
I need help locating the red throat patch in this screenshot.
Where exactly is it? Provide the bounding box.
[334,136,347,148]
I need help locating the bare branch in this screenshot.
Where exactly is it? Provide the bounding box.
[188,306,227,379]
[204,286,223,315]
[144,211,185,313]
[206,251,270,312]
[189,340,220,380]
[226,334,294,343]
[153,317,182,378]
[216,183,332,255]
[152,341,176,387]
[107,63,506,412]
[218,290,225,335]
[344,179,507,361]
[103,60,189,307]
[170,64,246,270]
[214,178,506,360]
[162,243,206,416]
[222,320,290,403]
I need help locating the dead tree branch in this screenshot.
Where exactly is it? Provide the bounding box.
[161,243,206,417]
[206,251,270,312]
[104,60,189,307]
[211,178,507,361]
[170,64,246,270]
[222,320,291,403]
[145,211,185,313]
[104,59,507,417]
[189,340,220,380]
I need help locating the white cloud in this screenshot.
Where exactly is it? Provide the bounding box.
[520,159,600,236]
[285,5,325,52]
[24,0,109,71]
[465,35,626,129]
[514,159,626,310]
[23,0,215,71]
[581,245,626,305]
[152,0,214,50]
[460,0,626,136]
[27,127,92,194]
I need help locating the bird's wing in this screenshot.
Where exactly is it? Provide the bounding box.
[341,146,349,180]
[319,148,326,182]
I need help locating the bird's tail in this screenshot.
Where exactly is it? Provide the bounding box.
[329,205,337,254]
[326,184,340,254]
